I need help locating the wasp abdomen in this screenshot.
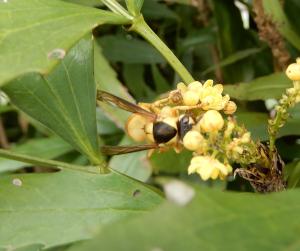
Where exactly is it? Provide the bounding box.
[153,121,177,144]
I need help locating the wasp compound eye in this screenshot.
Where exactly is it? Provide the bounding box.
[153,121,177,144]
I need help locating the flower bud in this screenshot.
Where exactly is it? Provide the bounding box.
[240,132,251,143]
[125,114,147,142]
[203,79,214,88]
[188,81,203,95]
[200,110,224,132]
[177,82,187,93]
[183,91,200,106]
[183,130,204,151]
[224,101,237,114]
[286,63,300,81]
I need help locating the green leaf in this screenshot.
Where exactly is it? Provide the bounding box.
[202,47,265,75]
[224,73,291,100]
[235,111,268,140]
[68,186,300,251]
[0,0,128,86]
[3,36,101,164]
[150,149,192,174]
[125,0,144,16]
[236,107,300,141]
[109,136,152,182]
[180,28,215,52]
[123,64,147,98]
[151,65,170,93]
[0,170,163,250]
[285,161,300,188]
[94,40,134,128]
[0,137,73,173]
[142,0,178,20]
[62,0,102,7]
[98,35,166,64]
[263,0,300,51]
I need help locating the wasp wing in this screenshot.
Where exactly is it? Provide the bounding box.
[101,144,158,155]
[97,91,156,119]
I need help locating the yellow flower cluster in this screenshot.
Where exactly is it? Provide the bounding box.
[177,80,237,113]
[174,80,238,181]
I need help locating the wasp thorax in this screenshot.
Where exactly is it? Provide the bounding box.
[183,130,204,151]
[125,114,148,142]
[200,110,224,132]
[153,117,178,144]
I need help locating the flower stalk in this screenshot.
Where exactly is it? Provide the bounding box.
[268,59,300,152]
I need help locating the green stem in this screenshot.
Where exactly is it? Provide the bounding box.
[0,149,101,174]
[102,0,133,20]
[130,15,195,84]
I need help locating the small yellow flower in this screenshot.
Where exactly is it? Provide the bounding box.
[200,85,224,110]
[286,59,300,81]
[188,81,203,95]
[188,156,230,180]
[183,130,205,151]
[200,110,224,133]
[183,91,200,106]
[240,132,251,143]
[177,82,187,92]
[224,101,237,114]
[224,120,235,138]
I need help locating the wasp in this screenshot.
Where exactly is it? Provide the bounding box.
[97,91,195,155]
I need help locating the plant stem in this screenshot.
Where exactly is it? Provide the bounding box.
[0,149,101,174]
[102,0,133,20]
[130,15,195,84]
[268,80,300,152]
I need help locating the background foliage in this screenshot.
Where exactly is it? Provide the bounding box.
[0,0,300,250]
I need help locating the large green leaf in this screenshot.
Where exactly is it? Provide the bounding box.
[0,137,73,173]
[224,73,291,100]
[0,170,162,250]
[68,186,300,251]
[3,36,100,164]
[0,0,128,86]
